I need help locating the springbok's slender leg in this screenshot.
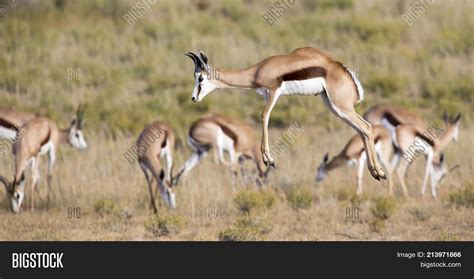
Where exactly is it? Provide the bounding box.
[261,90,280,167]
[46,148,56,208]
[421,152,434,197]
[356,154,366,195]
[320,91,385,180]
[388,152,401,195]
[30,156,40,211]
[140,164,157,214]
[377,144,394,195]
[396,158,410,197]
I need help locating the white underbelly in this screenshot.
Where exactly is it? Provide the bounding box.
[0,126,17,140]
[280,77,326,96]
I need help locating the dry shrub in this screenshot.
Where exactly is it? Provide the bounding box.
[94,199,120,216]
[409,208,432,222]
[447,182,474,208]
[436,232,460,241]
[371,196,396,220]
[144,214,185,237]
[218,216,272,241]
[286,186,313,210]
[233,189,276,214]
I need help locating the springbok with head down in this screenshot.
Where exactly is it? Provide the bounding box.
[185,47,386,181]
[136,121,178,212]
[0,105,87,213]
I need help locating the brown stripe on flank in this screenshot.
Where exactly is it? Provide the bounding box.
[416,131,435,147]
[281,66,327,81]
[0,118,20,132]
[382,113,402,127]
[40,129,51,148]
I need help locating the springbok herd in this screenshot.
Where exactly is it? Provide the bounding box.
[0,47,461,213]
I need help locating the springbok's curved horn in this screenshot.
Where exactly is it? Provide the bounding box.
[171,168,185,187]
[76,104,86,129]
[185,52,203,72]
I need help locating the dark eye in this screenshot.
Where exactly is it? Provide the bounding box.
[76,133,80,138]
[198,75,203,82]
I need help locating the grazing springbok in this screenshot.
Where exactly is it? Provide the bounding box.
[175,114,270,184]
[185,47,386,181]
[0,105,87,213]
[316,125,394,195]
[391,112,461,198]
[0,107,36,141]
[316,125,455,196]
[136,121,178,212]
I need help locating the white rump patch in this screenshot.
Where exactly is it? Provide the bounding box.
[280,77,326,96]
[346,68,365,101]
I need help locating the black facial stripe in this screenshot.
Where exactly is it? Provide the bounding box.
[197,84,201,97]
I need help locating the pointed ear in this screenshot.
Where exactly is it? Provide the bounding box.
[198,50,208,65]
[454,113,461,123]
[323,153,329,163]
[443,110,449,123]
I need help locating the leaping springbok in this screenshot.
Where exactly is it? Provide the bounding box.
[0,105,87,212]
[136,121,178,212]
[392,112,461,198]
[185,47,386,181]
[175,114,270,184]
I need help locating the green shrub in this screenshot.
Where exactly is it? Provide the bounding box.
[371,197,396,220]
[286,187,313,210]
[144,215,185,237]
[447,182,474,208]
[218,216,272,241]
[94,199,119,216]
[233,189,276,214]
[436,232,460,241]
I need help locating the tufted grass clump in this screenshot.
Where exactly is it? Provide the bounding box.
[94,199,120,216]
[447,182,474,208]
[144,214,185,237]
[436,232,460,241]
[285,186,313,210]
[233,189,276,214]
[218,216,272,241]
[409,207,432,222]
[371,196,396,220]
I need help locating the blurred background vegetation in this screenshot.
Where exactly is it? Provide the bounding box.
[0,0,472,142]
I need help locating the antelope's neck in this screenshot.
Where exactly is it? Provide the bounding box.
[58,129,69,145]
[433,127,455,152]
[214,66,257,89]
[326,154,348,171]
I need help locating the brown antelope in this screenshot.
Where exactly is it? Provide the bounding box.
[136,121,177,212]
[185,47,386,181]
[0,106,87,213]
[0,107,36,141]
[391,112,461,198]
[316,125,394,195]
[175,114,270,184]
[316,125,455,196]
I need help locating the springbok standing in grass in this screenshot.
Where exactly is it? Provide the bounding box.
[392,112,461,198]
[185,47,386,181]
[315,125,454,196]
[175,114,270,184]
[135,121,178,212]
[0,105,87,213]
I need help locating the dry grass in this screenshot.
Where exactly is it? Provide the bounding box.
[0,126,472,241]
